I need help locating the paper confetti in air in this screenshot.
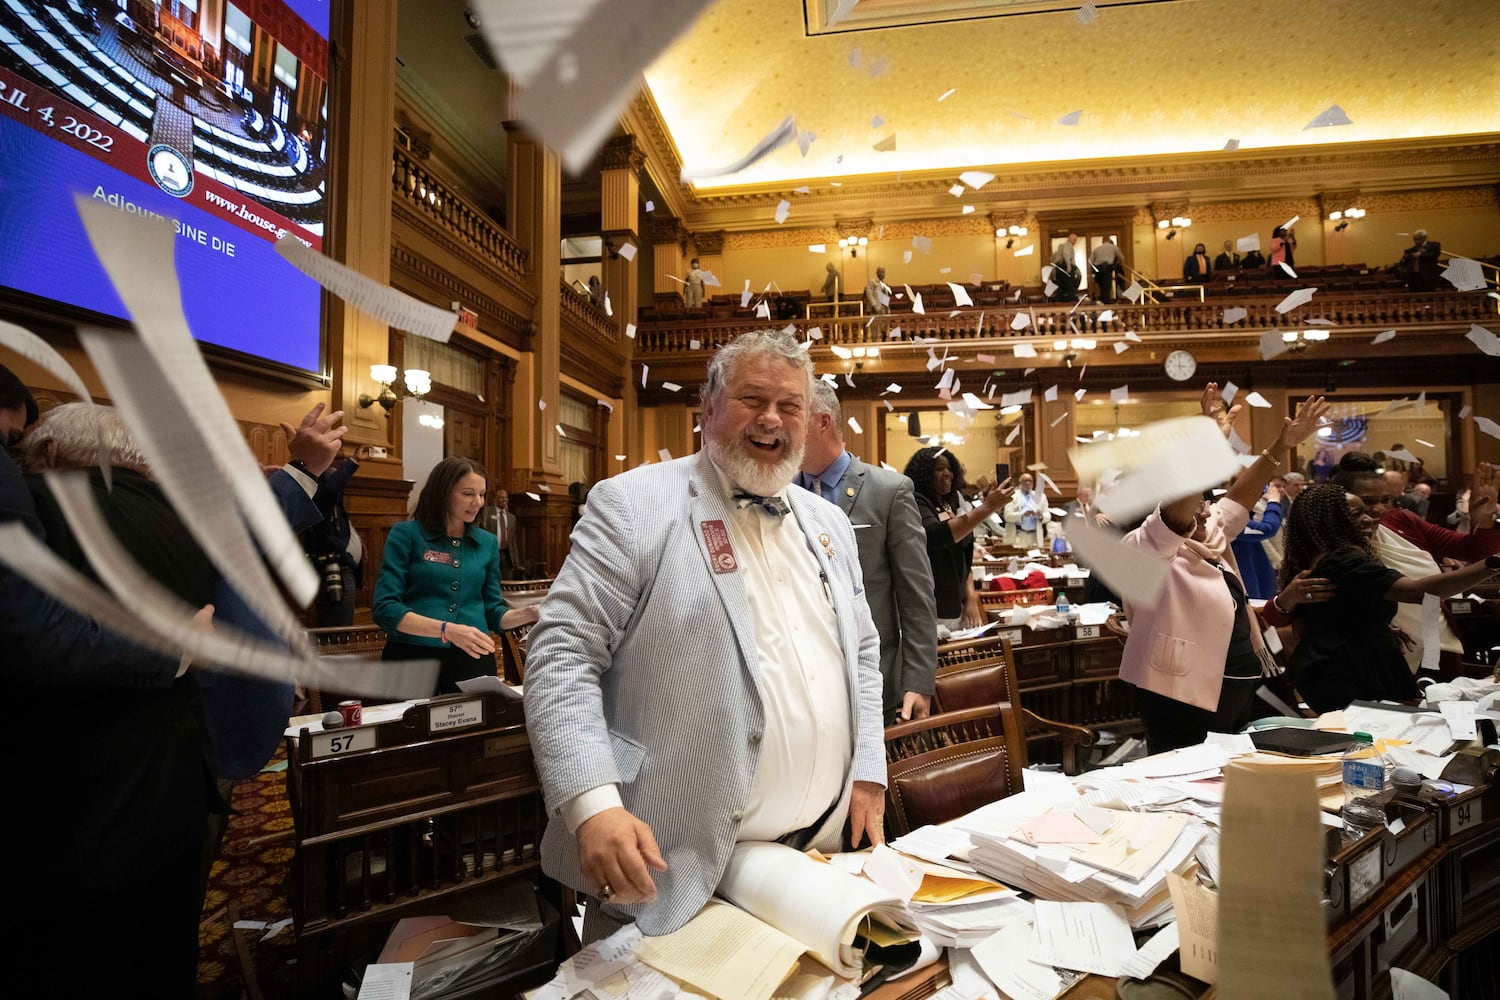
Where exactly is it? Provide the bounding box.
[1260,330,1289,360]
[948,283,974,307]
[1443,258,1489,292]
[1464,324,1500,357]
[1110,385,1129,402]
[1371,330,1396,344]
[641,365,648,388]
[625,322,637,339]
[1015,245,1035,257]
[1223,382,1239,405]
[1475,416,1500,441]
[961,205,975,215]
[912,235,933,254]
[690,339,702,350]
[1075,388,1087,402]
[847,417,863,435]
[937,88,956,102]
[1223,307,1248,325]
[1044,385,1059,402]
[662,382,682,393]
[873,134,897,152]
[962,392,994,411]
[1005,425,1021,445]
[1114,342,1129,354]
[774,200,791,224]
[1415,439,1435,449]
[1244,392,1271,408]
[1305,105,1353,129]
[948,184,966,198]
[618,242,637,262]
[645,200,655,212]
[883,383,902,394]
[538,399,548,411]
[556,424,567,438]
[1013,343,1038,358]
[1460,405,1473,420]
[1050,411,1069,427]
[960,171,995,190]
[1058,110,1083,126]
[1122,281,1143,302]
[1223,138,1240,151]
[1076,2,1099,25]
[1011,314,1032,332]
[1001,389,1033,407]
[658,448,674,463]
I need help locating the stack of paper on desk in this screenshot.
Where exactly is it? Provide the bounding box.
[958,797,1204,928]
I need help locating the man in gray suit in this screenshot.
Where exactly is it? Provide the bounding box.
[799,381,937,723]
[478,486,520,579]
[525,330,886,940]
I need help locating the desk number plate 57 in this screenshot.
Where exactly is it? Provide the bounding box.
[310,727,376,759]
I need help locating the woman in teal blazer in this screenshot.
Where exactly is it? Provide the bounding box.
[374,456,508,693]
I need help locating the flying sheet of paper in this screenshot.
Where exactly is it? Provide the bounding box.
[1278,262,1299,279]
[276,236,454,343]
[357,962,414,1000]
[1282,215,1301,230]
[774,200,791,224]
[1243,391,1271,408]
[1304,104,1353,129]
[960,170,996,190]
[1001,389,1033,407]
[948,282,974,307]
[1236,233,1262,253]
[1122,281,1143,302]
[680,114,797,182]
[1260,329,1289,360]
[1275,287,1318,314]
[962,393,993,412]
[948,184,966,198]
[0,320,110,484]
[1216,765,1336,1000]
[1442,257,1488,292]
[1110,385,1128,402]
[1223,307,1248,325]
[618,242,638,262]
[78,200,319,620]
[912,235,933,254]
[1415,391,1427,416]
[1072,415,1240,523]
[1224,138,1241,151]
[1015,244,1035,257]
[1062,513,1167,605]
[1013,340,1037,355]
[1050,411,1069,428]
[1058,109,1082,126]
[1372,329,1396,345]
[1222,381,1239,405]
[1075,388,1087,402]
[1460,404,1473,420]
[1005,424,1021,445]
[1113,342,1129,354]
[1044,385,1059,402]
[1465,324,1500,357]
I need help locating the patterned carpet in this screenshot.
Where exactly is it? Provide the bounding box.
[198,749,301,998]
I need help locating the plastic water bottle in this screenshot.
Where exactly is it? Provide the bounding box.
[1055,592,1072,619]
[1341,732,1392,842]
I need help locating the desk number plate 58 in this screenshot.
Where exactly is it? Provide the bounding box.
[1076,624,1101,640]
[310,727,376,759]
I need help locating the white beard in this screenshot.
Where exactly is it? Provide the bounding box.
[705,429,805,497]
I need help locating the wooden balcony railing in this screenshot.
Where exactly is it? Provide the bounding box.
[633,290,1497,355]
[559,280,621,347]
[391,144,528,279]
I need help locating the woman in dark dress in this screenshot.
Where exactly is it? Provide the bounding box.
[903,447,1012,630]
[1279,484,1500,712]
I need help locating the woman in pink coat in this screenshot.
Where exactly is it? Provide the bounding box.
[1119,387,1328,753]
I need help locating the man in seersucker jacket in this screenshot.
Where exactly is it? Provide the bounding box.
[524,329,886,942]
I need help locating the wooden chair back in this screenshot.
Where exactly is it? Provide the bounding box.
[882,703,1026,837]
[933,635,1022,715]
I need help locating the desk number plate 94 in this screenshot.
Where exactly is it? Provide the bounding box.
[310,727,376,759]
[1453,798,1483,834]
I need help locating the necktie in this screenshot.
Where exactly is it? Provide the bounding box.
[734,491,790,517]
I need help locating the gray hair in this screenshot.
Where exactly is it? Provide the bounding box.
[1414,229,1428,240]
[1284,471,1306,484]
[21,402,149,471]
[702,329,814,410]
[808,378,842,424]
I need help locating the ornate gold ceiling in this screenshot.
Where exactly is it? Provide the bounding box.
[642,0,1500,192]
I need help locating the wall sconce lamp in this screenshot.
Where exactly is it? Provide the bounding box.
[360,363,432,414]
[1280,329,1331,354]
[1158,216,1192,241]
[837,236,869,258]
[851,345,880,370]
[996,224,1028,249]
[1329,207,1365,232]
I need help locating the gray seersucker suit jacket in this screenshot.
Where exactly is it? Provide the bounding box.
[830,456,938,715]
[523,451,885,935]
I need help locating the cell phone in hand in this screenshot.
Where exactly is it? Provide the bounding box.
[995,463,1010,485]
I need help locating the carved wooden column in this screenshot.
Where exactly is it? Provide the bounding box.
[328,2,399,460]
[600,135,644,331]
[505,123,568,570]
[650,214,689,303]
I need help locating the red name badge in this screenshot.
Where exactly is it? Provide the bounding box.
[422,550,454,565]
[700,519,738,574]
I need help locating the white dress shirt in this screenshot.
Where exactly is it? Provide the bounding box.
[561,462,853,840]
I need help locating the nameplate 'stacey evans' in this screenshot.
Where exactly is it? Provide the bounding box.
[701,519,738,574]
[429,698,485,733]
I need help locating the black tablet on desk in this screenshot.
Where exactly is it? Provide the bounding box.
[1249,727,1361,757]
